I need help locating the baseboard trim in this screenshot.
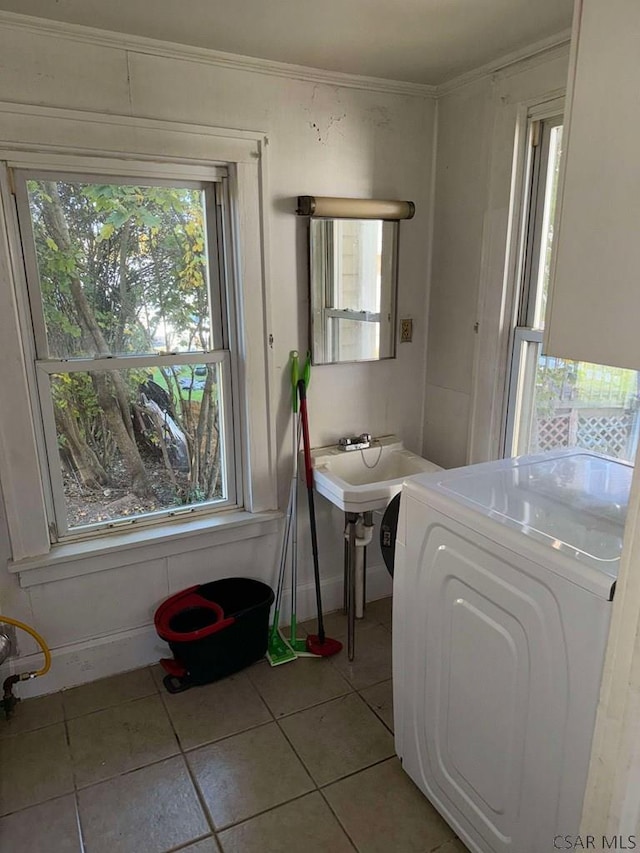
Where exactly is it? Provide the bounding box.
[6,624,164,699]
[6,564,392,698]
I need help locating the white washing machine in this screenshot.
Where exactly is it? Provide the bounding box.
[393,450,632,853]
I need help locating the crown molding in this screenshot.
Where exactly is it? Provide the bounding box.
[434,29,572,97]
[0,10,571,101]
[0,10,437,99]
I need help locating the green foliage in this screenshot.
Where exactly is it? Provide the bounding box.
[26,179,221,518]
[51,372,101,454]
[534,355,639,420]
[534,357,577,418]
[27,179,210,358]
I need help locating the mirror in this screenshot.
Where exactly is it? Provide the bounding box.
[309,218,398,364]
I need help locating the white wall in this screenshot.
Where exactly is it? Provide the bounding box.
[423,76,493,468]
[0,20,435,694]
[423,47,570,469]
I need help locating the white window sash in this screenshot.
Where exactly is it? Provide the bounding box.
[502,113,563,458]
[36,356,238,540]
[0,106,275,564]
[13,173,227,360]
[503,328,543,456]
[325,309,382,323]
[15,168,240,540]
[467,93,565,465]
[35,351,228,374]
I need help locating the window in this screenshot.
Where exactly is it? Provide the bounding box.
[0,111,274,567]
[505,116,640,463]
[13,170,240,540]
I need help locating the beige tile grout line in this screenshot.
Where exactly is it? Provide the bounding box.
[271,692,395,853]
[163,835,220,853]
[213,790,327,840]
[0,621,394,846]
[61,689,159,722]
[153,661,393,738]
[0,667,393,814]
[0,679,159,742]
[64,714,90,853]
[0,717,65,740]
[0,681,390,760]
[316,786,360,852]
[241,644,395,852]
[0,680,393,827]
[161,692,224,853]
[0,613,390,733]
[157,658,394,847]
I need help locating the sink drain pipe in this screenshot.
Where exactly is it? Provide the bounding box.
[343,511,375,659]
[344,513,375,620]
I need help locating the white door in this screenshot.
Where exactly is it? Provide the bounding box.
[400,497,570,853]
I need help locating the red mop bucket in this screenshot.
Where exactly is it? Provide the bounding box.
[155,577,274,693]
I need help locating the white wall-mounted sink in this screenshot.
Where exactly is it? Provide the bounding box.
[311,435,442,513]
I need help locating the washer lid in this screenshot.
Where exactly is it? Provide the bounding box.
[408,451,632,581]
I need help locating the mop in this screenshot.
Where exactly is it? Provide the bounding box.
[288,352,318,656]
[298,378,343,658]
[265,471,297,665]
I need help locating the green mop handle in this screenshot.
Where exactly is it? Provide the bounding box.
[289,350,310,649]
[290,350,311,413]
[302,351,311,391]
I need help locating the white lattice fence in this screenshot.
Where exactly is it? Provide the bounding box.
[533,411,633,458]
[577,415,632,457]
[535,416,571,451]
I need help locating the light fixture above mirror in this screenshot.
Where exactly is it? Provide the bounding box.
[297,195,415,221]
[297,196,415,365]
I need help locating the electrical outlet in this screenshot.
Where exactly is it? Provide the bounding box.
[400,318,413,343]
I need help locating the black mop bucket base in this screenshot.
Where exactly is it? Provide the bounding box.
[154,577,274,693]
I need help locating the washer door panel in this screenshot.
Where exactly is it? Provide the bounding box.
[401,500,569,853]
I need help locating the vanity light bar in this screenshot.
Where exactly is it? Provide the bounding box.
[296,195,415,220]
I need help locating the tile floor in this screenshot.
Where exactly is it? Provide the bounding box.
[0,597,468,853]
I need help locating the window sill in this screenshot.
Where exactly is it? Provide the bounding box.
[9,509,282,588]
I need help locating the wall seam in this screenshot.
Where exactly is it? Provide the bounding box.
[421,97,440,455]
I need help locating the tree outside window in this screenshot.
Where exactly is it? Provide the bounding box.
[18,175,235,535]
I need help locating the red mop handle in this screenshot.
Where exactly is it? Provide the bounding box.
[298,379,313,488]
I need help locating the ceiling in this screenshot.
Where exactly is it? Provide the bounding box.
[0,0,574,86]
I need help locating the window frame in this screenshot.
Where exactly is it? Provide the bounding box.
[13,169,242,541]
[503,113,563,457]
[0,105,276,566]
[466,87,565,466]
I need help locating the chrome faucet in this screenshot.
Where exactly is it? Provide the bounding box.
[337,433,372,452]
